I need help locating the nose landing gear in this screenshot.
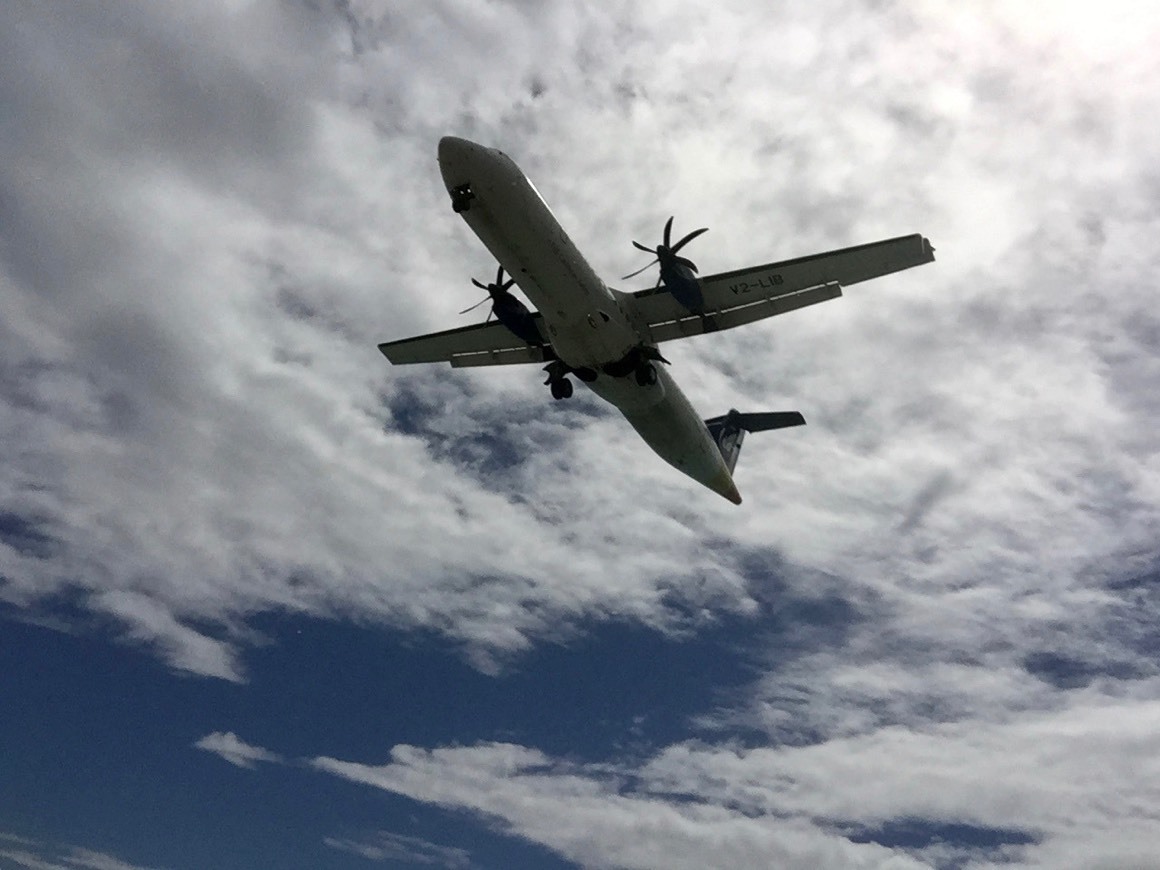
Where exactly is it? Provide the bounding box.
[450,183,475,213]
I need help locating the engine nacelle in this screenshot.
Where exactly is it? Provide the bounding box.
[660,260,705,313]
[493,294,544,346]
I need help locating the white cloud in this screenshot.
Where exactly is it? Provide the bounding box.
[4,0,1160,862]
[193,731,282,769]
[91,591,244,683]
[312,742,927,870]
[310,689,1160,870]
[0,0,1150,700]
[2,0,1157,682]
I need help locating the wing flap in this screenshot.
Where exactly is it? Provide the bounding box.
[450,345,553,367]
[648,282,841,343]
[379,315,548,366]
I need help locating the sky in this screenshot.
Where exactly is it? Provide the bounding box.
[2,1,1160,868]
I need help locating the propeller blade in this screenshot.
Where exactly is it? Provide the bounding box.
[671,226,709,254]
[625,218,708,280]
[500,278,516,291]
[621,258,658,280]
[471,278,488,290]
[459,296,490,314]
[495,265,506,286]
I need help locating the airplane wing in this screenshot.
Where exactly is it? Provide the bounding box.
[378,316,552,367]
[630,234,934,343]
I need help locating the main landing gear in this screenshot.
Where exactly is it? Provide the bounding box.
[634,362,658,386]
[544,360,573,400]
[602,346,667,385]
[542,355,657,399]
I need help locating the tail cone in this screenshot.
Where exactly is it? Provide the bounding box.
[711,470,743,505]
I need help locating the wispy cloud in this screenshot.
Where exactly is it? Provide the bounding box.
[311,742,927,870]
[0,841,164,870]
[310,695,1160,870]
[0,833,42,847]
[62,848,165,870]
[91,591,243,683]
[194,731,282,769]
[324,832,471,869]
[0,850,70,870]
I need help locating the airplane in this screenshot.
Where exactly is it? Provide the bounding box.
[379,136,935,504]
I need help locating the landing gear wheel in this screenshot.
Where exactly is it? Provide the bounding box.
[450,183,475,213]
[550,378,573,400]
[635,363,657,386]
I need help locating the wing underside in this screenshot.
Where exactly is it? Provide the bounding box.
[378,316,551,367]
[631,233,934,342]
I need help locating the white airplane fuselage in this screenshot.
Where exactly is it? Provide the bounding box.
[437,136,741,503]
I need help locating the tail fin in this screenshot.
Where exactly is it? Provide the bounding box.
[704,409,805,473]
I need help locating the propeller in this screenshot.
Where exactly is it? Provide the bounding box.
[460,265,517,320]
[622,216,709,284]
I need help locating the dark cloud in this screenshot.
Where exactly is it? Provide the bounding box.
[897,470,956,534]
[845,818,1039,864]
[0,512,56,559]
[1022,650,1145,690]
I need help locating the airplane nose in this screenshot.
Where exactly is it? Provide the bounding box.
[438,136,484,191]
[438,136,478,166]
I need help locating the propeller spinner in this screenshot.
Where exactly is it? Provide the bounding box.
[460,264,517,319]
[460,265,544,347]
[622,216,709,285]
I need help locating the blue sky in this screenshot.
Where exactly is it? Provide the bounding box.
[4,1,1160,868]
[1,596,774,869]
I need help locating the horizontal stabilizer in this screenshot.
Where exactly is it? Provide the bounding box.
[733,411,805,432]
